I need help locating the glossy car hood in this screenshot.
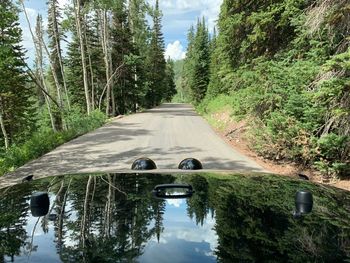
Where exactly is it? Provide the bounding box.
[0,172,349,262]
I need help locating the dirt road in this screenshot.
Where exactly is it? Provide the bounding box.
[0,103,266,187]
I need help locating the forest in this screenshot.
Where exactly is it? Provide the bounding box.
[0,0,176,175]
[179,0,350,178]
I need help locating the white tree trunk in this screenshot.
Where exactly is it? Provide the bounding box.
[51,1,70,110]
[20,3,57,131]
[83,17,95,110]
[74,0,91,115]
[100,10,112,117]
[0,107,9,150]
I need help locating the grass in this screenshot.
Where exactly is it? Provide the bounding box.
[197,94,235,131]
[0,110,106,176]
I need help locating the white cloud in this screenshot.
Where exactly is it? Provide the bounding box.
[148,0,223,32]
[200,1,222,33]
[165,40,186,60]
[25,7,37,19]
[57,0,70,9]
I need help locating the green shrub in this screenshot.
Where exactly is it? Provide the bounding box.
[313,134,350,177]
[199,51,349,178]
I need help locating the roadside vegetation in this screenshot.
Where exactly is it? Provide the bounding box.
[0,110,105,176]
[0,0,175,175]
[178,0,350,179]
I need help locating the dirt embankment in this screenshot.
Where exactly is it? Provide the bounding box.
[209,111,350,191]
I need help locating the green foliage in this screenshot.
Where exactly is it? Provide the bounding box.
[181,19,211,104]
[196,0,350,178]
[144,0,171,107]
[0,0,36,146]
[0,0,177,174]
[0,110,106,176]
[314,134,350,177]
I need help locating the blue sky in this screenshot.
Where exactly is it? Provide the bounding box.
[19,0,223,63]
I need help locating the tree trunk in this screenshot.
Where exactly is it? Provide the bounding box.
[0,107,9,150]
[20,6,57,131]
[35,16,56,131]
[84,17,95,110]
[81,176,92,249]
[41,35,67,130]
[51,1,70,110]
[101,10,112,117]
[98,63,124,110]
[74,0,91,115]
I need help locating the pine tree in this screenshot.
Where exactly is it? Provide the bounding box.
[181,25,195,102]
[145,0,166,107]
[111,0,136,114]
[85,12,105,111]
[66,31,86,109]
[183,19,210,104]
[128,0,149,57]
[0,0,34,148]
[206,26,223,99]
[164,58,176,101]
[128,0,151,110]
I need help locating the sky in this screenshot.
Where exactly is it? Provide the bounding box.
[18,0,223,63]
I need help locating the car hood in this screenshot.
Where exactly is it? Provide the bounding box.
[0,172,349,262]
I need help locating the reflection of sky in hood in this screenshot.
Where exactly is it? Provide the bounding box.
[7,195,218,263]
[10,196,62,263]
[138,201,218,263]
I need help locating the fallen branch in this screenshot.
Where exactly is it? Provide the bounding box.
[98,63,125,110]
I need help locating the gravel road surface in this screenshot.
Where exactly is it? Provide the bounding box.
[0,103,266,187]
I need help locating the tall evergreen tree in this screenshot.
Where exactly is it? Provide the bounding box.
[183,18,210,104]
[128,0,149,56]
[111,0,135,114]
[192,18,210,103]
[164,58,177,101]
[128,0,150,111]
[66,31,86,109]
[145,0,167,107]
[0,0,34,148]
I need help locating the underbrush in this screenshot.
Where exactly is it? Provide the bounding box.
[0,110,106,176]
[198,60,350,179]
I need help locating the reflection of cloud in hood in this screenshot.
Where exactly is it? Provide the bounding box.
[162,216,218,253]
[167,198,184,207]
[141,215,218,262]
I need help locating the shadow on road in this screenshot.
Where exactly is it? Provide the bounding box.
[1,103,265,186]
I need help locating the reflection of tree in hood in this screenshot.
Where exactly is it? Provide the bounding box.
[186,175,210,226]
[1,173,349,262]
[211,175,350,262]
[37,173,174,263]
[0,184,36,261]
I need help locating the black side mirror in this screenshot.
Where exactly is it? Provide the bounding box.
[131,158,157,170]
[293,190,313,218]
[178,158,203,170]
[30,192,50,217]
